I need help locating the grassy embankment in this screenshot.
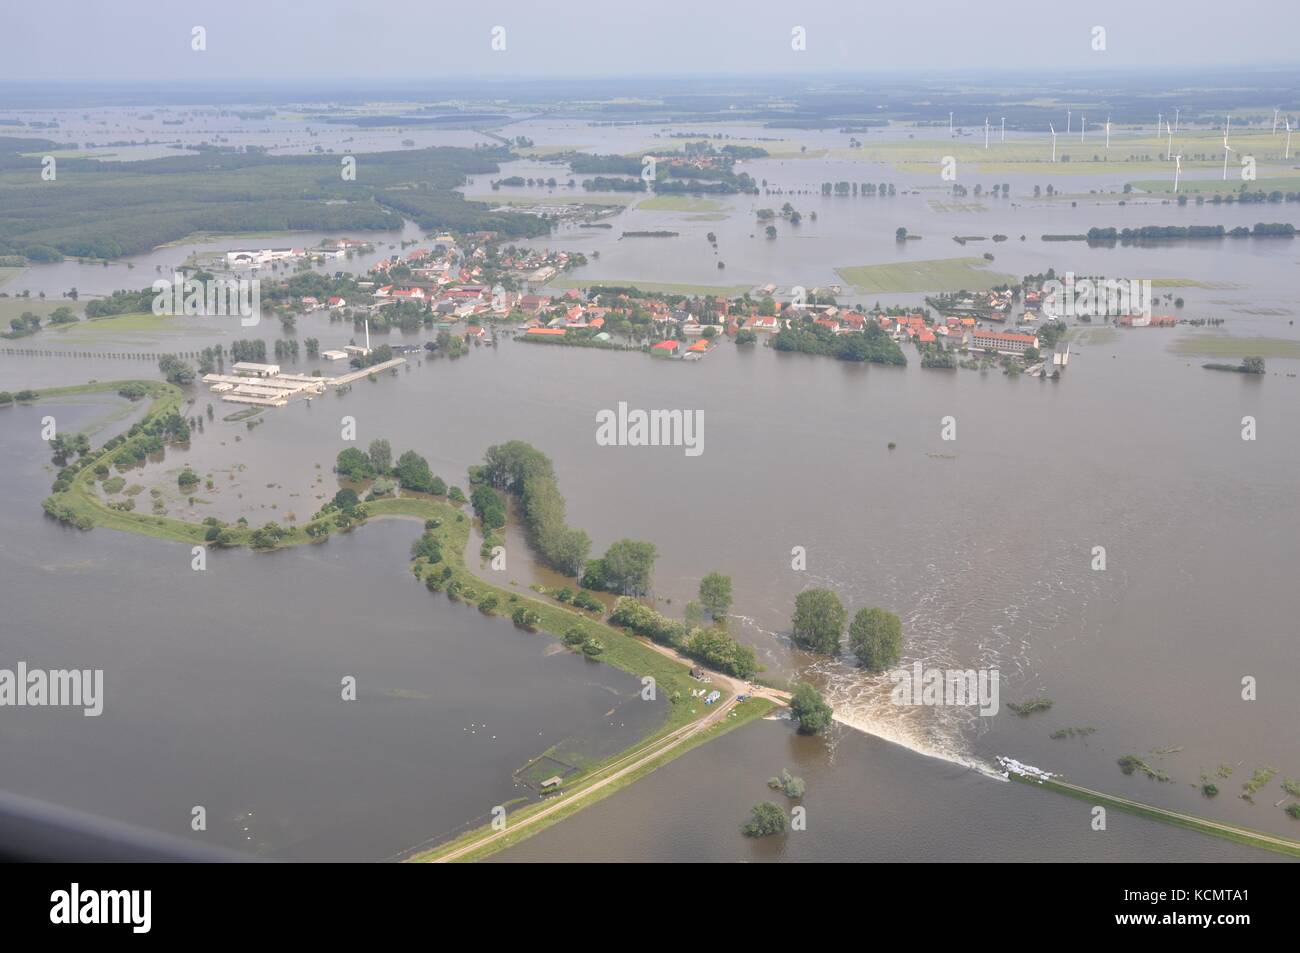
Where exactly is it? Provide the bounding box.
[38,379,772,858]
[1007,771,1300,859]
[411,695,776,862]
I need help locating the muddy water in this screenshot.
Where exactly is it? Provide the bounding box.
[0,399,664,861]
[2,113,1298,859]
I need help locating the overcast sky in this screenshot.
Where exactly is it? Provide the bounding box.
[3,0,1297,83]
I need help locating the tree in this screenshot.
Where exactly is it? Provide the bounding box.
[367,438,392,474]
[895,226,908,241]
[157,354,194,385]
[791,589,846,654]
[742,802,786,837]
[698,572,733,621]
[335,447,372,481]
[551,526,592,577]
[790,682,833,735]
[767,768,806,799]
[597,539,657,596]
[394,449,436,492]
[849,607,903,671]
[471,484,506,530]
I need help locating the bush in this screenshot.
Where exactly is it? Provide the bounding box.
[767,769,806,799]
[478,594,500,615]
[742,802,786,838]
[511,606,540,629]
[410,533,442,563]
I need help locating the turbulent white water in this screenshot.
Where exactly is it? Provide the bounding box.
[765,525,1123,773]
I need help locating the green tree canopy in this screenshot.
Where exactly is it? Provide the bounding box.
[367,438,392,475]
[596,539,657,596]
[742,802,786,837]
[791,588,846,654]
[849,607,903,671]
[395,449,436,493]
[790,681,833,735]
[335,447,372,481]
[698,571,733,621]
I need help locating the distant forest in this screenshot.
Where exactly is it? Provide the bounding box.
[0,138,549,260]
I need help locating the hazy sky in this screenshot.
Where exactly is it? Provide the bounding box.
[4,0,1297,83]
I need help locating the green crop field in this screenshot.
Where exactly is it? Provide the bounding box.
[835,257,1016,294]
[636,195,727,213]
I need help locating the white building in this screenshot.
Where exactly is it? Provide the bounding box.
[231,362,282,377]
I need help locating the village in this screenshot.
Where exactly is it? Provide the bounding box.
[190,232,1202,414]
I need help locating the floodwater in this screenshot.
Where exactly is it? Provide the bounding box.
[495,715,1288,863]
[0,399,664,861]
[2,111,1298,860]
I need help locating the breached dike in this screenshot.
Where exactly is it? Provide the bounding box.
[996,756,1056,783]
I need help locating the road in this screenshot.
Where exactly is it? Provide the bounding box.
[1022,774,1300,855]
[428,693,743,862]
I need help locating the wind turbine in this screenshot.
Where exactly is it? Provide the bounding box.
[1222,132,1236,181]
[1049,122,1058,163]
[1172,154,1183,193]
[1000,117,1005,143]
[1080,112,1086,143]
[1174,108,1180,133]
[1273,108,1279,135]
[985,117,990,149]
[1286,118,1293,160]
[1166,120,1174,161]
[1067,109,1072,134]
[1105,116,1111,151]
[949,112,954,137]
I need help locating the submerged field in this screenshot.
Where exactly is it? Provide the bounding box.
[546,275,753,296]
[1169,334,1300,359]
